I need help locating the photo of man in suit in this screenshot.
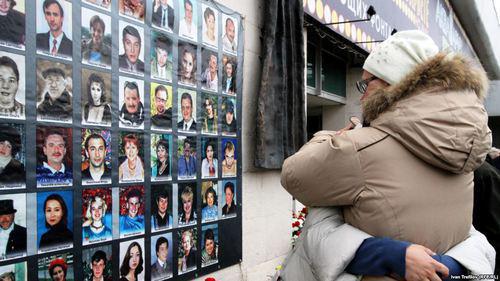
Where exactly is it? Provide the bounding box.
[177,91,196,132]
[151,236,172,280]
[119,24,144,75]
[0,199,26,260]
[150,33,173,81]
[152,0,174,31]
[36,0,72,58]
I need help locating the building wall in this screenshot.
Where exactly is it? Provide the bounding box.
[195,1,294,280]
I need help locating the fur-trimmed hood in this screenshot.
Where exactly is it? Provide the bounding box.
[363,53,491,173]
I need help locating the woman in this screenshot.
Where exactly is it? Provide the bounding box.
[222,182,236,216]
[178,185,196,225]
[201,186,218,222]
[0,271,15,281]
[82,73,111,126]
[0,125,25,186]
[154,139,170,178]
[201,142,217,178]
[39,194,73,250]
[178,229,196,273]
[119,0,144,20]
[119,134,144,182]
[201,229,218,266]
[178,45,196,86]
[203,7,216,45]
[48,258,68,281]
[202,98,217,134]
[82,196,112,243]
[120,241,143,281]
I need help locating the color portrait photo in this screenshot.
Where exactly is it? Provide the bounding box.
[177,88,197,133]
[82,188,112,245]
[150,83,173,131]
[37,252,74,281]
[201,138,218,179]
[221,138,237,178]
[222,13,237,54]
[150,32,173,82]
[119,186,145,238]
[150,233,173,280]
[201,180,218,222]
[152,0,174,32]
[0,193,26,261]
[177,227,197,275]
[178,0,197,41]
[119,238,145,281]
[201,94,218,135]
[0,51,26,120]
[0,123,25,189]
[36,0,73,60]
[177,136,197,179]
[151,134,172,181]
[36,126,73,188]
[201,4,218,48]
[178,182,197,227]
[0,262,27,281]
[82,245,112,281]
[36,59,73,124]
[119,77,145,129]
[81,7,112,69]
[0,0,25,50]
[81,70,112,126]
[201,48,218,92]
[83,0,112,12]
[81,128,112,185]
[151,184,173,232]
[119,22,145,76]
[37,191,74,253]
[119,132,144,183]
[222,55,237,95]
[221,97,237,135]
[201,223,219,267]
[220,179,236,218]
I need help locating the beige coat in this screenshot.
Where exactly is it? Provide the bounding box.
[281,53,491,254]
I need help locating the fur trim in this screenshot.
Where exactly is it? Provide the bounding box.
[362,52,489,123]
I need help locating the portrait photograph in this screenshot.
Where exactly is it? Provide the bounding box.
[201,48,218,92]
[221,138,237,178]
[81,129,112,185]
[82,188,112,245]
[119,132,144,183]
[36,126,73,188]
[178,182,197,227]
[119,186,145,238]
[222,13,238,54]
[0,194,26,261]
[220,179,237,218]
[150,31,173,82]
[177,136,197,179]
[119,21,145,76]
[151,134,172,181]
[36,59,73,124]
[119,238,145,281]
[177,42,197,87]
[150,83,173,131]
[152,0,174,32]
[201,223,219,267]
[119,0,144,22]
[0,123,25,189]
[201,93,218,135]
[177,88,197,133]
[151,233,173,280]
[81,8,112,69]
[0,51,25,120]
[201,180,218,222]
[177,227,197,275]
[201,138,218,179]
[37,190,74,253]
[0,0,25,50]
[82,245,112,281]
[37,252,74,281]
[83,0,112,12]
[0,262,27,281]
[222,55,237,95]
[151,184,173,232]
[119,76,145,129]
[178,0,197,40]
[221,96,237,136]
[36,0,73,60]
[202,4,218,48]
[81,69,112,127]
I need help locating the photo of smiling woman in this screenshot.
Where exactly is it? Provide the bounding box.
[82,188,112,245]
[37,253,74,281]
[82,70,112,126]
[119,132,144,183]
[0,52,25,120]
[37,191,73,253]
[120,239,145,281]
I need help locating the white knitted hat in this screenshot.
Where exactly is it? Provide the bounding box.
[363,30,439,85]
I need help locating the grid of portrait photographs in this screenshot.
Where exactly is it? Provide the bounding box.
[0,0,241,280]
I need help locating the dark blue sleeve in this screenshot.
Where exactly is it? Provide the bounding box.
[346,237,467,280]
[346,237,410,278]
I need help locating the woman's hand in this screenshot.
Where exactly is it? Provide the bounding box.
[405,244,449,281]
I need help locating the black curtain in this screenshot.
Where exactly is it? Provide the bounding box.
[255,0,306,169]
